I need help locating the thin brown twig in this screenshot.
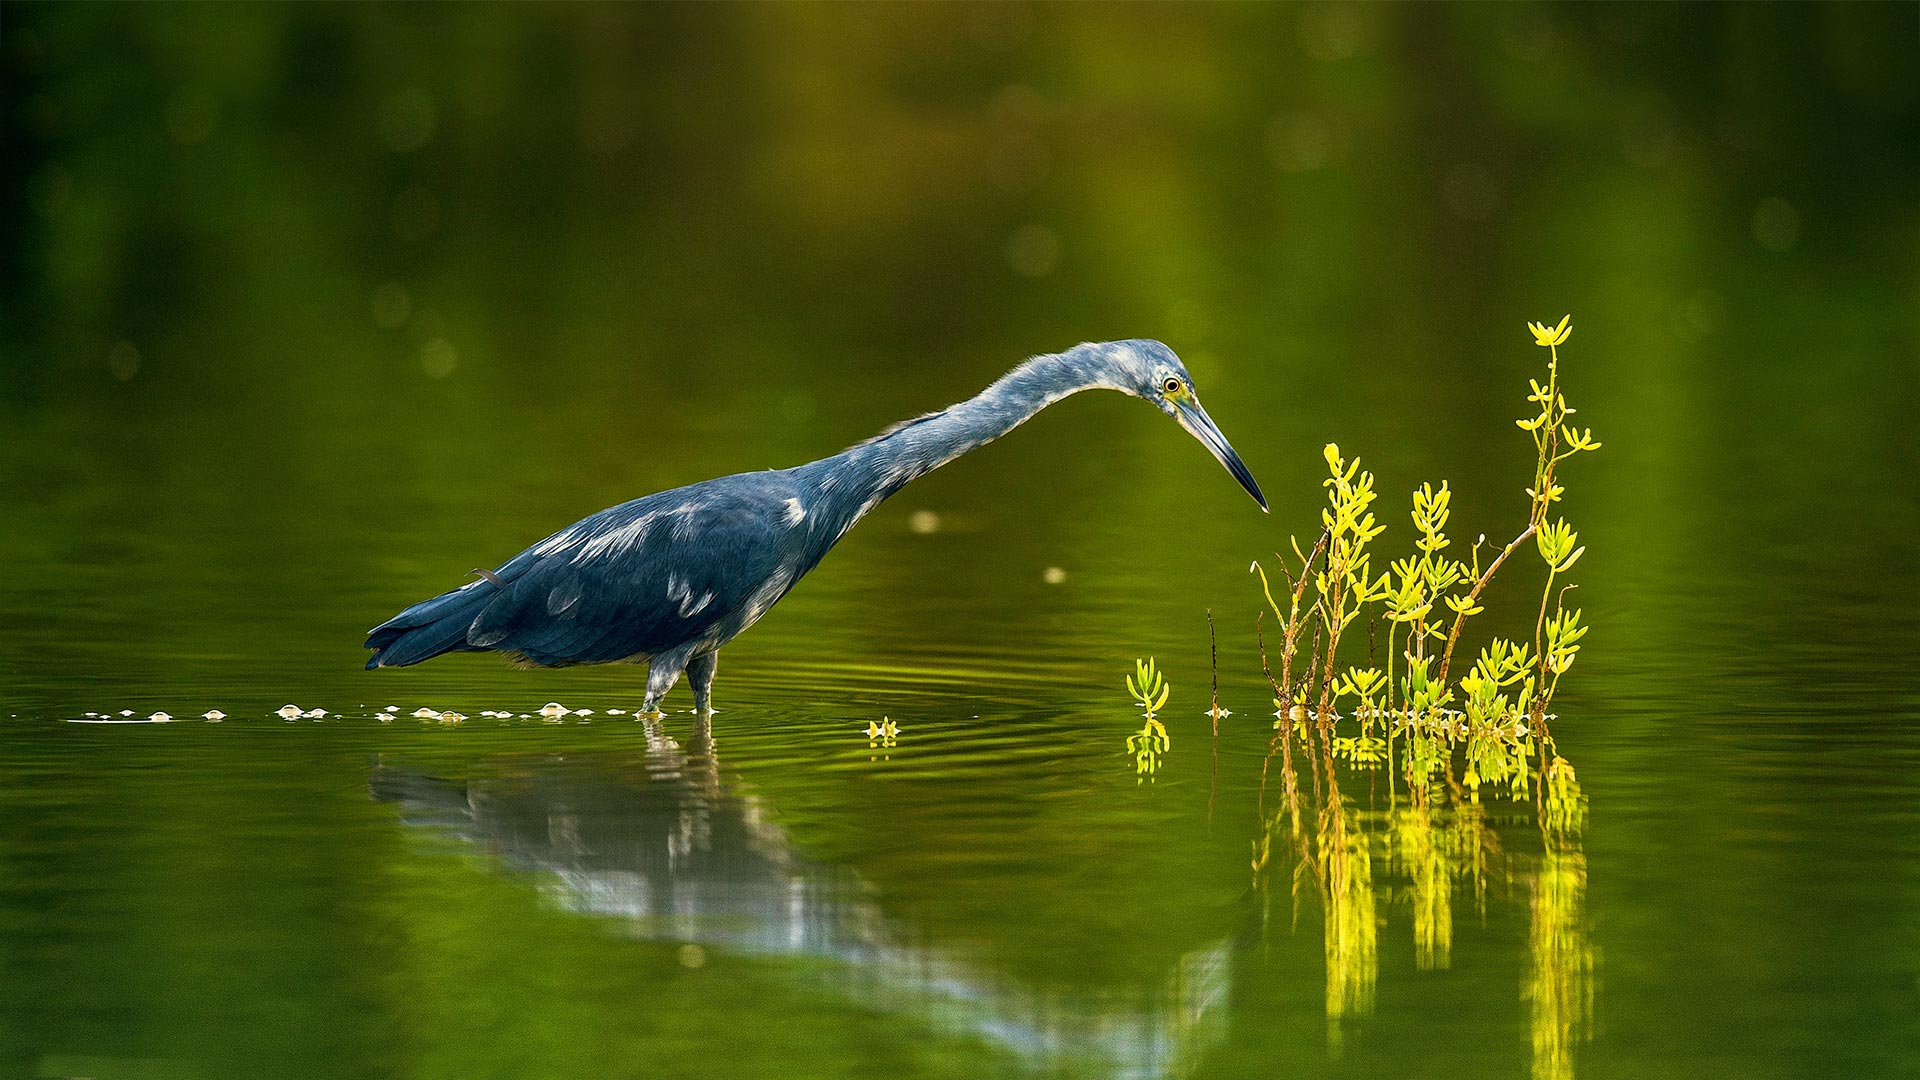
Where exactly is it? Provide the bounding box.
[1256,611,1284,706]
[1276,529,1331,701]
[1436,522,1538,683]
[1207,608,1220,827]
[1206,608,1221,738]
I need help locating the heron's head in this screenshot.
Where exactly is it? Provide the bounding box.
[1079,339,1268,513]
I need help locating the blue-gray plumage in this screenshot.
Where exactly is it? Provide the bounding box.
[364,340,1266,714]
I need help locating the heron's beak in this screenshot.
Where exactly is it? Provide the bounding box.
[1174,399,1268,512]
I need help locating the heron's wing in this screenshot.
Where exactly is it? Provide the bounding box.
[463,491,787,666]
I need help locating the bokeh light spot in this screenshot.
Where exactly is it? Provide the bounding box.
[1752,197,1801,253]
[1298,4,1370,62]
[371,282,412,329]
[1005,224,1060,278]
[106,341,141,381]
[420,338,458,379]
[1266,110,1349,173]
[378,88,438,153]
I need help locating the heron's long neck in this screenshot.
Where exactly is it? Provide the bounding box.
[800,349,1116,534]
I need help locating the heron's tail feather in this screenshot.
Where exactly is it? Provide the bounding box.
[364,584,493,669]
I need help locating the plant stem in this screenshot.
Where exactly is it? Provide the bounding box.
[1257,611,1284,707]
[1206,608,1221,738]
[1278,530,1330,703]
[1532,566,1558,701]
[1436,522,1538,683]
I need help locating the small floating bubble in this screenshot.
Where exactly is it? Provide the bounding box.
[149,712,172,723]
[120,710,135,717]
[412,708,439,719]
[539,702,570,718]
[203,710,226,721]
[437,711,465,724]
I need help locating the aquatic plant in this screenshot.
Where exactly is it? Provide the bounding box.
[1124,658,1171,778]
[1127,718,1170,779]
[1126,657,1170,717]
[1204,609,1230,727]
[1250,316,1599,802]
[1254,721,1592,1080]
[865,717,899,748]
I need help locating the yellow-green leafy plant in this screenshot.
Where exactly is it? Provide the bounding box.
[1124,657,1172,779]
[1335,666,1388,733]
[1249,315,1599,800]
[1127,657,1170,717]
[1310,445,1391,728]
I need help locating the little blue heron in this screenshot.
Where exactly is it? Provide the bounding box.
[365,340,1266,713]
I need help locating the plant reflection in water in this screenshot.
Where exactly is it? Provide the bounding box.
[370,714,1229,1079]
[1253,719,1594,1080]
[369,699,1591,1078]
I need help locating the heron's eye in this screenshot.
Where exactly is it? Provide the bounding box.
[1162,377,1183,395]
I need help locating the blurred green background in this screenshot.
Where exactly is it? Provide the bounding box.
[3,4,1918,1080]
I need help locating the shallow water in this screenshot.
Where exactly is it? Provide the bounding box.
[5,6,1919,1079]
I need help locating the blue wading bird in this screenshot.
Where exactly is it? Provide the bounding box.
[365,340,1266,714]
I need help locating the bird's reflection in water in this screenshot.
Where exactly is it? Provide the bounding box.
[370,715,1228,1079]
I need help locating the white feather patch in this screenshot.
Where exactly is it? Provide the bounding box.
[570,513,654,564]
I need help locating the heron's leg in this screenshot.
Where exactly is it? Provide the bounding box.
[688,651,719,713]
[640,654,688,718]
